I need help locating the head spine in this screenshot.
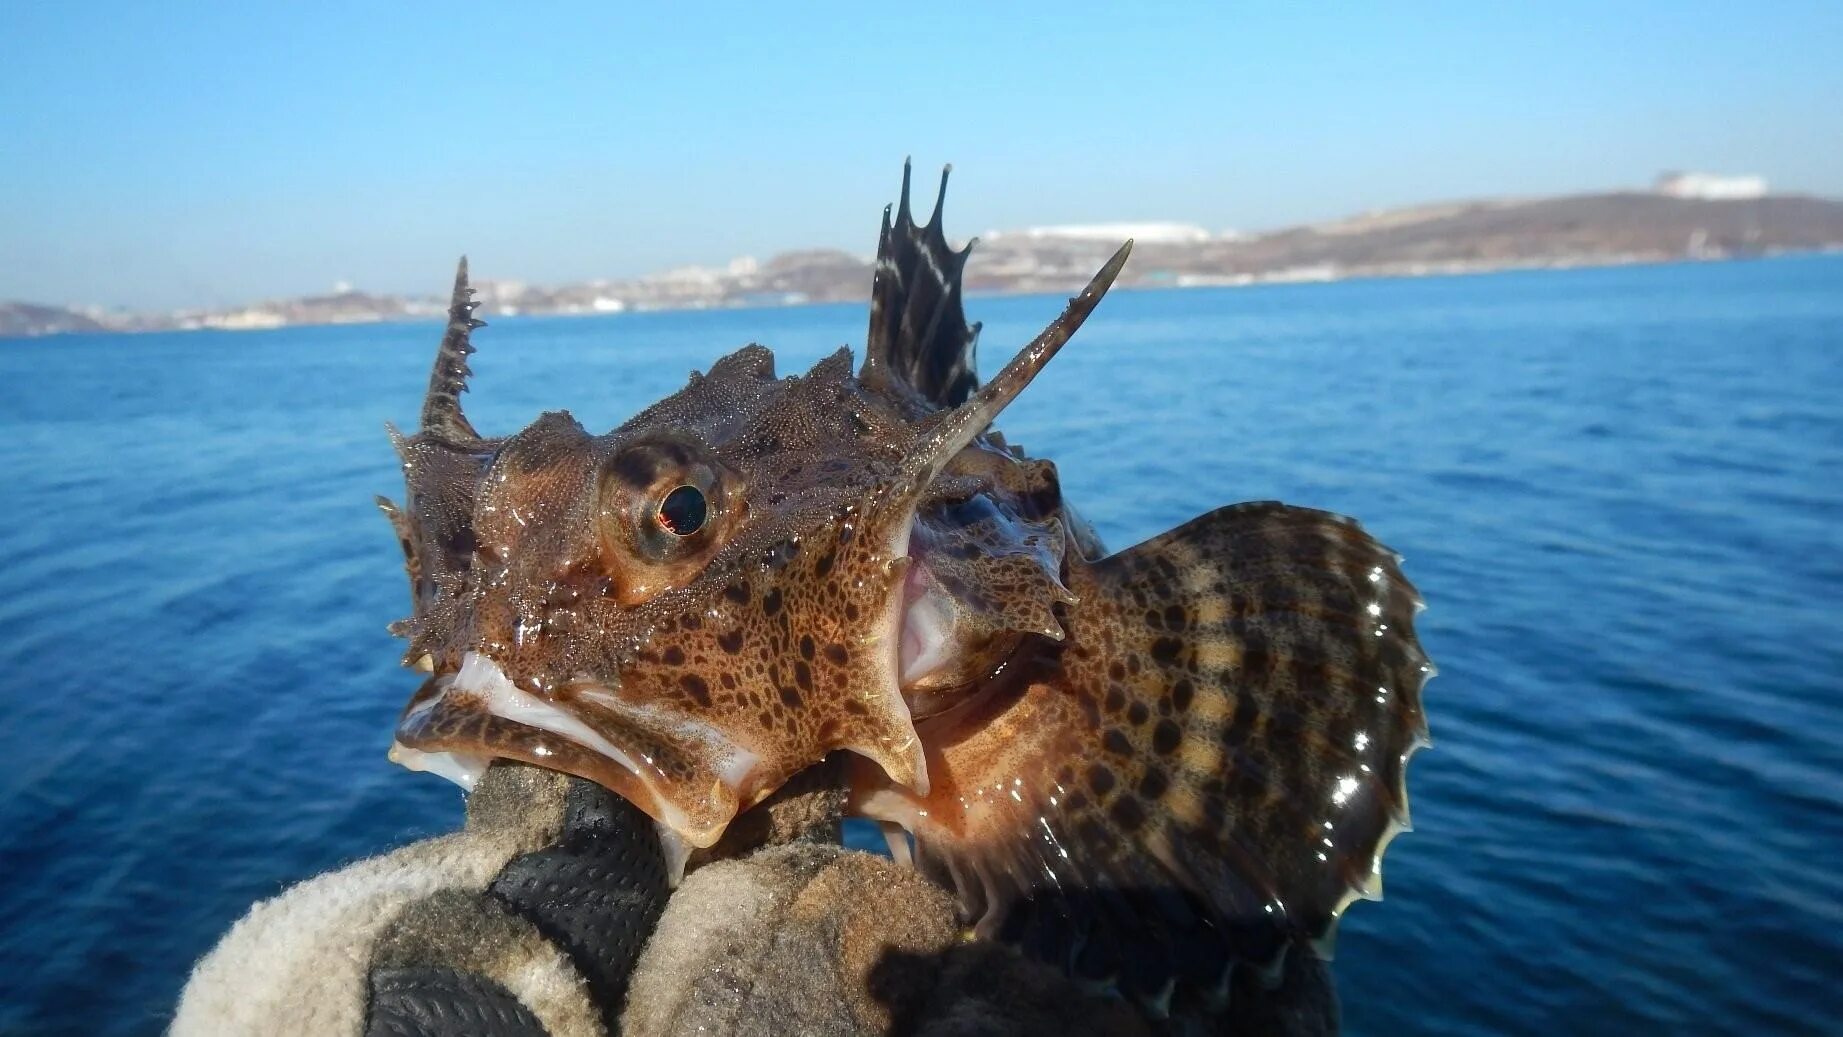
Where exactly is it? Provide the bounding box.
[420,256,487,443]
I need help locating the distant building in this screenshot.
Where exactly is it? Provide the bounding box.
[477,279,527,304]
[203,309,286,330]
[988,222,1212,245]
[1655,172,1768,200]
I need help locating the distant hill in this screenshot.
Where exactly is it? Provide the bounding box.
[6,191,1842,339]
[969,192,1843,293]
[1123,192,1843,283]
[0,302,107,338]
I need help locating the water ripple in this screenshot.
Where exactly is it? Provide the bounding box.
[1,256,1840,1034]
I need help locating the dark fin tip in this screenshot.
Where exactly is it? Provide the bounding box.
[864,159,982,409]
[897,158,916,229]
[927,164,952,232]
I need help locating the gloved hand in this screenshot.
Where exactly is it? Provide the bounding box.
[174,763,668,1037]
[175,762,1335,1036]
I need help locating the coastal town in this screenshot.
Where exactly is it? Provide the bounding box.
[5,173,1838,339]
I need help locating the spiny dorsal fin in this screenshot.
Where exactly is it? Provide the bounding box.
[863,160,982,409]
[420,256,486,442]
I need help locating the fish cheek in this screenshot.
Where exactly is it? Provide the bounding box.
[606,521,929,839]
[754,526,931,792]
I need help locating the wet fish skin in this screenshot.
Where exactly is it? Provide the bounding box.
[377,162,1430,996]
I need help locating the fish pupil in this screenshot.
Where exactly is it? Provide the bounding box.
[658,484,708,536]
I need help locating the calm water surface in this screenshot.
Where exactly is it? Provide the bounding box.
[2,256,1840,1034]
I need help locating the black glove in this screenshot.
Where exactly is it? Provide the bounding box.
[179,761,1335,1036]
[364,764,668,1037]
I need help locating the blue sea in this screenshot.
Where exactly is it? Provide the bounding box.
[3,255,1840,1035]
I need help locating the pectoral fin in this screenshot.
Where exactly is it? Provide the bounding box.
[854,502,1432,1002]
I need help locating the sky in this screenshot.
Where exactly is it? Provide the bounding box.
[3,1,1840,310]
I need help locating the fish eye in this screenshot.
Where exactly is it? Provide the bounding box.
[596,441,732,591]
[656,484,708,536]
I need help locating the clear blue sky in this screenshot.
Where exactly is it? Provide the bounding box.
[3,1,1839,310]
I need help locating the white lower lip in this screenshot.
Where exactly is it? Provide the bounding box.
[391,651,678,810]
[392,651,762,855]
[391,678,704,884]
[388,741,490,790]
[447,652,652,781]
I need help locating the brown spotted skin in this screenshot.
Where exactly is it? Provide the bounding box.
[383,170,1123,847]
[853,502,1431,982]
[389,344,985,841]
[380,164,1431,996]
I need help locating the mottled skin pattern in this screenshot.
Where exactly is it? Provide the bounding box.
[855,504,1430,1004]
[387,336,1087,843]
[378,164,1431,1010]
[383,170,1127,845]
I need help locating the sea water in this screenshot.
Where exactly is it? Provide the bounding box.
[2,254,1839,1034]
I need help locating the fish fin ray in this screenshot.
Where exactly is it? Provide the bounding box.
[855,501,1431,989]
[863,160,980,408]
[420,256,485,443]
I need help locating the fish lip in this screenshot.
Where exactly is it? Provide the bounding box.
[387,739,491,790]
[391,650,744,848]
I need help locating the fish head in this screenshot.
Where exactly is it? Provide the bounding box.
[381,246,1131,851]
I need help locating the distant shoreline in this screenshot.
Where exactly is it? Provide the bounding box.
[5,247,1839,343]
[6,188,1842,341]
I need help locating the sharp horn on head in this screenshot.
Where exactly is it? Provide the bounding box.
[420,256,486,442]
[893,239,1133,494]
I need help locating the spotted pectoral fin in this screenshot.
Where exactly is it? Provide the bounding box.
[854,502,1431,1001]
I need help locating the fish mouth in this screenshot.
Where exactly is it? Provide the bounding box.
[391,651,759,855]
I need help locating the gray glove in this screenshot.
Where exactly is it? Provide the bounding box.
[176,762,1335,1036]
[175,764,665,1037]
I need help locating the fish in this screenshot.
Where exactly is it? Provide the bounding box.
[377,163,1432,1005]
